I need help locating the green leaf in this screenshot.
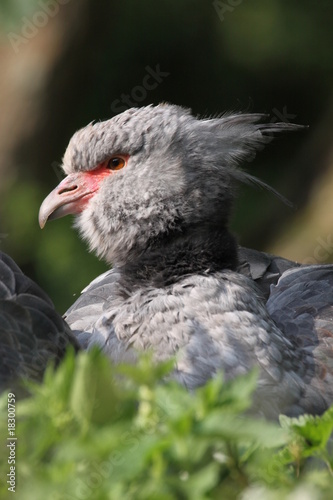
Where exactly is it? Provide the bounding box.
[1,350,332,499]
[69,348,120,427]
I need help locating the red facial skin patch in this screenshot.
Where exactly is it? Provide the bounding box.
[38,155,129,228]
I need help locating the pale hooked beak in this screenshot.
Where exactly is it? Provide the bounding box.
[38,172,97,228]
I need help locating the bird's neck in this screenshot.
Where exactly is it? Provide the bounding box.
[117,224,238,290]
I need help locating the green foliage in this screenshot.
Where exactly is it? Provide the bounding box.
[0,350,333,499]
[0,0,41,29]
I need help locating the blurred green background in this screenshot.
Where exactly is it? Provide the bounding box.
[0,0,333,312]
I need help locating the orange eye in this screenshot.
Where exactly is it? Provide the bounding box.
[106,156,126,171]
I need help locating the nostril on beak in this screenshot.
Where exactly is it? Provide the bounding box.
[59,185,78,195]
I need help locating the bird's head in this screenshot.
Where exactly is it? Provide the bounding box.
[39,104,302,266]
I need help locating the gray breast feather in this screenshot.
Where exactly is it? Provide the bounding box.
[64,260,333,418]
[66,268,322,417]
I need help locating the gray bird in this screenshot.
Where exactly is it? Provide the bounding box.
[8,104,333,417]
[0,246,295,398]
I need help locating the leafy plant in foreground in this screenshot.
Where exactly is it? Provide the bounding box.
[0,349,332,499]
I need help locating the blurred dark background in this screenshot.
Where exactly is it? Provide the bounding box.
[0,0,332,311]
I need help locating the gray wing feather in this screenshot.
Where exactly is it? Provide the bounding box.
[0,252,79,394]
[237,246,300,299]
[64,269,120,347]
[266,265,333,414]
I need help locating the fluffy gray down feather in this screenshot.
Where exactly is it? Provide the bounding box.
[3,104,333,419]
